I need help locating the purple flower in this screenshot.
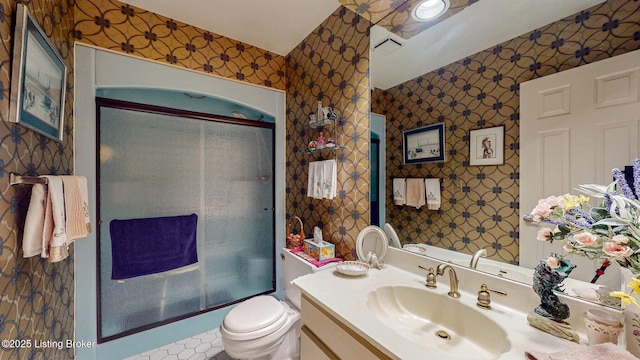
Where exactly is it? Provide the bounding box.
[634,158,640,199]
[541,219,565,226]
[604,193,613,211]
[613,168,635,200]
[567,208,593,225]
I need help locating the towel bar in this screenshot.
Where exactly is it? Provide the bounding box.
[9,173,48,186]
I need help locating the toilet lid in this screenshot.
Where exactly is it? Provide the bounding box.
[223,296,286,334]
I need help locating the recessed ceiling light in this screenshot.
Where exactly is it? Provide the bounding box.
[412,0,449,22]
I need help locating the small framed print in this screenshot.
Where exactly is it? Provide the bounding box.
[403,122,445,164]
[9,4,67,142]
[469,126,504,166]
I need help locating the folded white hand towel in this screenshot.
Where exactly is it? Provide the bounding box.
[425,178,441,210]
[313,161,323,199]
[307,161,316,198]
[322,159,337,200]
[393,178,406,205]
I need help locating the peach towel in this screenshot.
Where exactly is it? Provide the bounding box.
[405,178,425,209]
[524,342,636,360]
[42,176,68,263]
[62,176,92,242]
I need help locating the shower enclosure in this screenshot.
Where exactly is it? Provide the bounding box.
[96,92,275,341]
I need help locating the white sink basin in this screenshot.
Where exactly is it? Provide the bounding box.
[367,286,511,359]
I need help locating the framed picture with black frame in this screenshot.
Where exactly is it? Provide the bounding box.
[403,122,445,164]
[9,4,67,142]
[469,126,504,166]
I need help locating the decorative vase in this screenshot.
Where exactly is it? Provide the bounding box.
[621,267,640,357]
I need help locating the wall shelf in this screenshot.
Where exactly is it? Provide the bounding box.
[296,145,345,155]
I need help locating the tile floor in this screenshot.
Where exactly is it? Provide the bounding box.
[123,328,234,360]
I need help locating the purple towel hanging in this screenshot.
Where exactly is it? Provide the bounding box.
[110,213,198,280]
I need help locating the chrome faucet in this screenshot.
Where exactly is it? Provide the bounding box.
[436,264,460,298]
[470,249,487,269]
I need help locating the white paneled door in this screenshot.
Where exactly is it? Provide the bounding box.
[520,49,640,288]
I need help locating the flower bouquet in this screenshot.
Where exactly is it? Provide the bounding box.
[524,159,640,306]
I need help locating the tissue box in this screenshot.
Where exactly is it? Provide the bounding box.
[303,239,335,260]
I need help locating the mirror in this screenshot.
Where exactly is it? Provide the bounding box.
[369,0,628,307]
[356,225,389,262]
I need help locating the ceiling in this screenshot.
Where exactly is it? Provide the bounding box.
[119,0,605,90]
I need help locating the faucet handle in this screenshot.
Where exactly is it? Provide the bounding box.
[418,265,437,288]
[477,284,491,309]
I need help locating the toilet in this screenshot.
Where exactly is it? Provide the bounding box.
[220,248,336,360]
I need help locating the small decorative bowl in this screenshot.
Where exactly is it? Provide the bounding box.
[336,261,370,276]
[403,244,427,255]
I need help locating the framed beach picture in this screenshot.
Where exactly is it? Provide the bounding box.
[9,4,67,142]
[469,126,504,166]
[403,122,445,164]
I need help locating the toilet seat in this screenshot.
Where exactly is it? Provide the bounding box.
[222,296,288,340]
[220,297,301,359]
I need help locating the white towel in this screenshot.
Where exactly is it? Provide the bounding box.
[322,159,337,200]
[42,176,68,263]
[393,178,406,205]
[313,161,323,199]
[425,178,441,210]
[405,178,426,209]
[307,161,316,198]
[307,161,324,199]
[23,183,47,257]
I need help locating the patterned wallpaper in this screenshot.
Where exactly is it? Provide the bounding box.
[0,0,75,359]
[373,0,640,265]
[74,0,286,90]
[285,7,370,260]
[340,0,478,39]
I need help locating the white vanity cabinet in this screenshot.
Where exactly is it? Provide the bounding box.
[293,248,617,360]
[300,295,392,359]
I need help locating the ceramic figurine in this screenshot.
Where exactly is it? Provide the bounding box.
[527,254,580,342]
[321,106,332,120]
[309,113,318,128]
[532,255,575,321]
[316,132,326,150]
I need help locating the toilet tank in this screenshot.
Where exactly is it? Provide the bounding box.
[280,248,336,309]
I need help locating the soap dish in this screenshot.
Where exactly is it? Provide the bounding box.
[336,261,370,276]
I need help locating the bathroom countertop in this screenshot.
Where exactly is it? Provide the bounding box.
[293,260,582,360]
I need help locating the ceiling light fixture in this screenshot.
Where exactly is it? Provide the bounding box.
[412,0,449,22]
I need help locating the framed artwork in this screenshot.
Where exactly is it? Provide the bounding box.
[9,4,67,142]
[403,122,445,164]
[469,126,504,166]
